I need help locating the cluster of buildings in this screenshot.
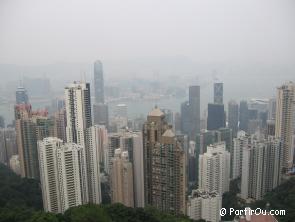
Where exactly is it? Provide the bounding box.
[0,60,294,222]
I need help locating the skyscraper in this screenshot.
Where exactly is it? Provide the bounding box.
[15,104,38,178]
[53,109,67,142]
[64,82,92,146]
[275,82,295,170]
[239,100,249,132]
[85,126,103,204]
[93,103,109,127]
[94,60,105,104]
[214,82,223,104]
[207,103,225,130]
[232,131,249,180]
[199,142,230,195]
[143,107,186,214]
[189,85,201,137]
[228,100,239,137]
[107,130,144,207]
[16,86,29,105]
[180,85,200,140]
[38,138,89,213]
[110,149,134,207]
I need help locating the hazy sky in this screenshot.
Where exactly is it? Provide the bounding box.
[1,0,295,65]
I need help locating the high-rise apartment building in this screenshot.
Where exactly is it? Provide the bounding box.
[85,125,103,204]
[187,189,222,222]
[110,149,134,207]
[199,142,230,195]
[94,60,104,104]
[275,82,295,170]
[15,104,38,178]
[38,138,88,213]
[241,135,283,200]
[64,82,92,146]
[53,109,67,142]
[232,131,249,180]
[143,107,186,214]
[107,130,144,207]
[228,100,239,137]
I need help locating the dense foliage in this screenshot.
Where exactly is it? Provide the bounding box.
[251,177,295,222]
[0,164,42,210]
[0,164,196,222]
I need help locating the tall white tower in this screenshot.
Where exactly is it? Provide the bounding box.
[199,142,230,195]
[275,82,295,170]
[38,137,88,213]
[64,82,92,147]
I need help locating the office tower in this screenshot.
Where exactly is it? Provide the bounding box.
[196,130,219,155]
[9,155,21,175]
[218,127,233,152]
[241,136,283,200]
[232,131,249,180]
[180,101,191,135]
[0,128,17,166]
[65,82,92,146]
[143,107,186,214]
[266,120,275,137]
[207,103,225,130]
[94,60,104,104]
[85,125,104,204]
[110,149,134,207]
[228,100,239,137]
[53,109,67,142]
[93,103,109,127]
[15,104,39,178]
[199,142,230,195]
[16,86,29,105]
[189,85,201,138]
[115,104,127,118]
[239,100,249,132]
[268,98,276,120]
[180,85,200,140]
[275,82,295,170]
[214,82,223,104]
[187,189,222,222]
[38,138,88,213]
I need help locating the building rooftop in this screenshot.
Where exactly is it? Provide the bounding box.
[162,129,175,137]
[148,107,164,117]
